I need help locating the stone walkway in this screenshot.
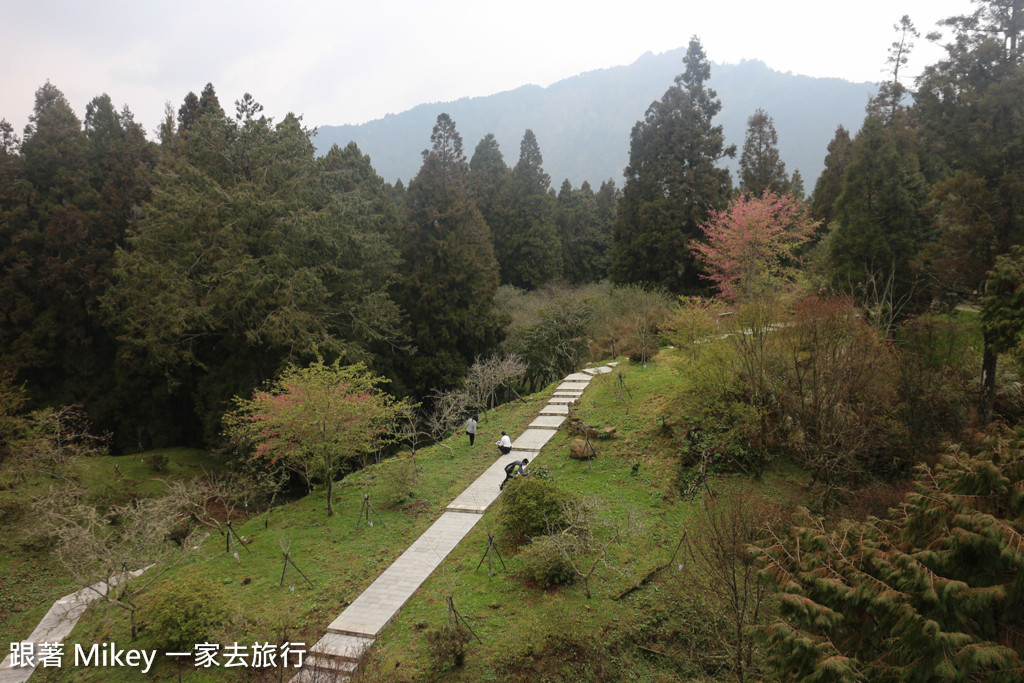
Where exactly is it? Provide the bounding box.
[0,569,148,683]
[294,363,616,681]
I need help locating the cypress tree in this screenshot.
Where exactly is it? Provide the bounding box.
[810,125,853,225]
[828,113,931,312]
[394,114,502,397]
[469,133,512,279]
[739,108,788,196]
[758,430,1024,681]
[610,36,734,293]
[502,129,561,288]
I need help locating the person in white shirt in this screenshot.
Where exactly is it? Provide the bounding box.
[465,415,478,446]
[495,431,512,455]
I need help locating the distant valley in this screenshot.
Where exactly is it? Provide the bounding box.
[313,47,877,188]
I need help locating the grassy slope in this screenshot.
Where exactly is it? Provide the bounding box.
[30,390,552,681]
[363,350,806,682]
[19,348,808,682]
[0,448,219,646]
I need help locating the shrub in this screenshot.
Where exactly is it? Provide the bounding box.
[517,535,576,588]
[142,575,230,651]
[147,453,169,473]
[425,622,472,670]
[498,476,573,544]
[373,455,417,508]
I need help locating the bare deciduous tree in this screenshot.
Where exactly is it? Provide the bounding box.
[774,296,896,509]
[546,496,640,599]
[35,480,208,639]
[8,404,106,482]
[462,353,527,416]
[686,489,782,683]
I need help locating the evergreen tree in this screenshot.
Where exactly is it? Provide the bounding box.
[758,430,1024,680]
[874,15,920,123]
[176,91,200,134]
[739,108,788,196]
[914,0,1024,422]
[555,180,612,283]
[504,129,561,288]
[610,37,734,293]
[106,95,401,444]
[828,114,931,315]
[469,133,512,278]
[788,168,805,202]
[0,84,155,443]
[810,125,854,224]
[393,114,502,397]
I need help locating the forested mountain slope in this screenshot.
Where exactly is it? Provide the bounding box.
[314,50,876,186]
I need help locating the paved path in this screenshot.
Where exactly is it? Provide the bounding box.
[0,570,147,683]
[294,365,612,681]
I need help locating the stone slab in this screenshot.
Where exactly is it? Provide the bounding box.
[549,396,577,405]
[539,403,569,416]
[553,389,584,396]
[0,569,148,683]
[556,382,589,392]
[310,633,375,661]
[581,367,601,375]
[512,428,557,451]
[327,511,481,637]
[595,366,613,373]
[563,373,594,382]
[529,415,565,429]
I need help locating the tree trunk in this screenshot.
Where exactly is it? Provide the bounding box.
[326,476,334,517]
[980,335,998,426]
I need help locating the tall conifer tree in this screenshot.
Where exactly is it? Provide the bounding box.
[739,108,788,196]
[504,129,561,288]
[469,133,512,278]
[610,37,734,293]
[107,93,400,445]
[0,84,155,442]
[914,0,1024,422]
[395,114,502,397]
[828,113,931,313]
[810,125,854,224]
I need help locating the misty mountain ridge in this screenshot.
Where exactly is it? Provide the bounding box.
[313,47,878,189]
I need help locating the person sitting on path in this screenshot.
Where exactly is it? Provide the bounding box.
[465,415,478,446]
[500,457,529,490]
[496,431,512,455]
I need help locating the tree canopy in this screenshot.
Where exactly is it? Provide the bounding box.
[610,36,734,293]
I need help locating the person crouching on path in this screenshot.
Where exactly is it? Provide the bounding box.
[500,458,529,490]
[465,415,478,446]
[496,431,512,455]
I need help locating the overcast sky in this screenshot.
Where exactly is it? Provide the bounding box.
[3,0,971,139]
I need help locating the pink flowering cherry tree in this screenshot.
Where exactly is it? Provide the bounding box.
[225,358,406,517]
[693,191,819,301]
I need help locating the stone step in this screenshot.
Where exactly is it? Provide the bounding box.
[556,382,589,392]
[529,415,565,428]
[293,654,358,681]
[290,660,354,682]
[511,428,557,451]
[539,404,569,416]
[553,390,584,397]
[310,633,374,662]
[549,396,577,405]
[563,372,594,382]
